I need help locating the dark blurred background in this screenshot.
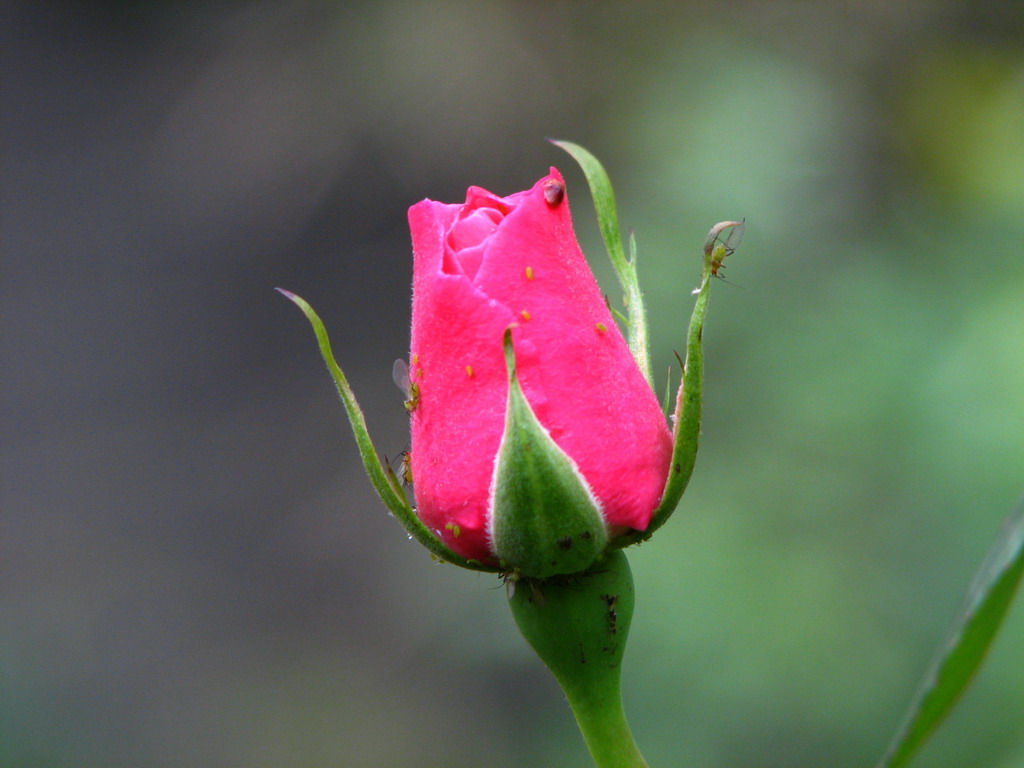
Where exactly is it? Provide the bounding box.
[3,2,1023,767]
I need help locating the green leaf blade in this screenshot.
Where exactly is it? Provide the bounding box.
[877,499,1024,768]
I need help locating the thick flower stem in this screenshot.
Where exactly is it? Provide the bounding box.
[507,550,649,768]
[561,669,649,768]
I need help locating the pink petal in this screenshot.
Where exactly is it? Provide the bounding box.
[408,170,671,563]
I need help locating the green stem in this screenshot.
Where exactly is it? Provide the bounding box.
[507,550,649,768]
[562,669,649,768]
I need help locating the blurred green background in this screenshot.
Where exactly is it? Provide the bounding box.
[4,2,1023,767]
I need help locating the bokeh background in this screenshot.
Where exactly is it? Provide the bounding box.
[4,2,1024,767]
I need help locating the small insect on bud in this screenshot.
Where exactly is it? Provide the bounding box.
[542,178,565,206]
[392,358,420,412]
[400,450,413,487]
[385,449,414,488]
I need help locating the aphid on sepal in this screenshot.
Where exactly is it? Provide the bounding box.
[392,358,420,412]
[384,449,412,488]
[703,219,745,278]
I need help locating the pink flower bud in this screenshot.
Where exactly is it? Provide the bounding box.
[408,169,672,566]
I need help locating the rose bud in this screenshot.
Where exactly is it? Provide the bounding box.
[282,145,732,578]
[406,169,672,577]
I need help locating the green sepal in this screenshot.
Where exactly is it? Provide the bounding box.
[490,329,608,579]
[508,550,648,768]
[551,140,653,390]
[277,288,500,573]
[612,221,743,548]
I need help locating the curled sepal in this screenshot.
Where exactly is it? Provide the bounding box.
[613,220,744,548]
[489,328,608,579]
[508,550,648,768]
[277,288,500,573]
[551,140,653,390]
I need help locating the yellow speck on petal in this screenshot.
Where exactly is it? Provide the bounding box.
[521,310,531,321]
[525,266,534,280]
[465,365,474,378]
[445,522,461,538]
[412,354,419,364]
[595,323,607,333]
